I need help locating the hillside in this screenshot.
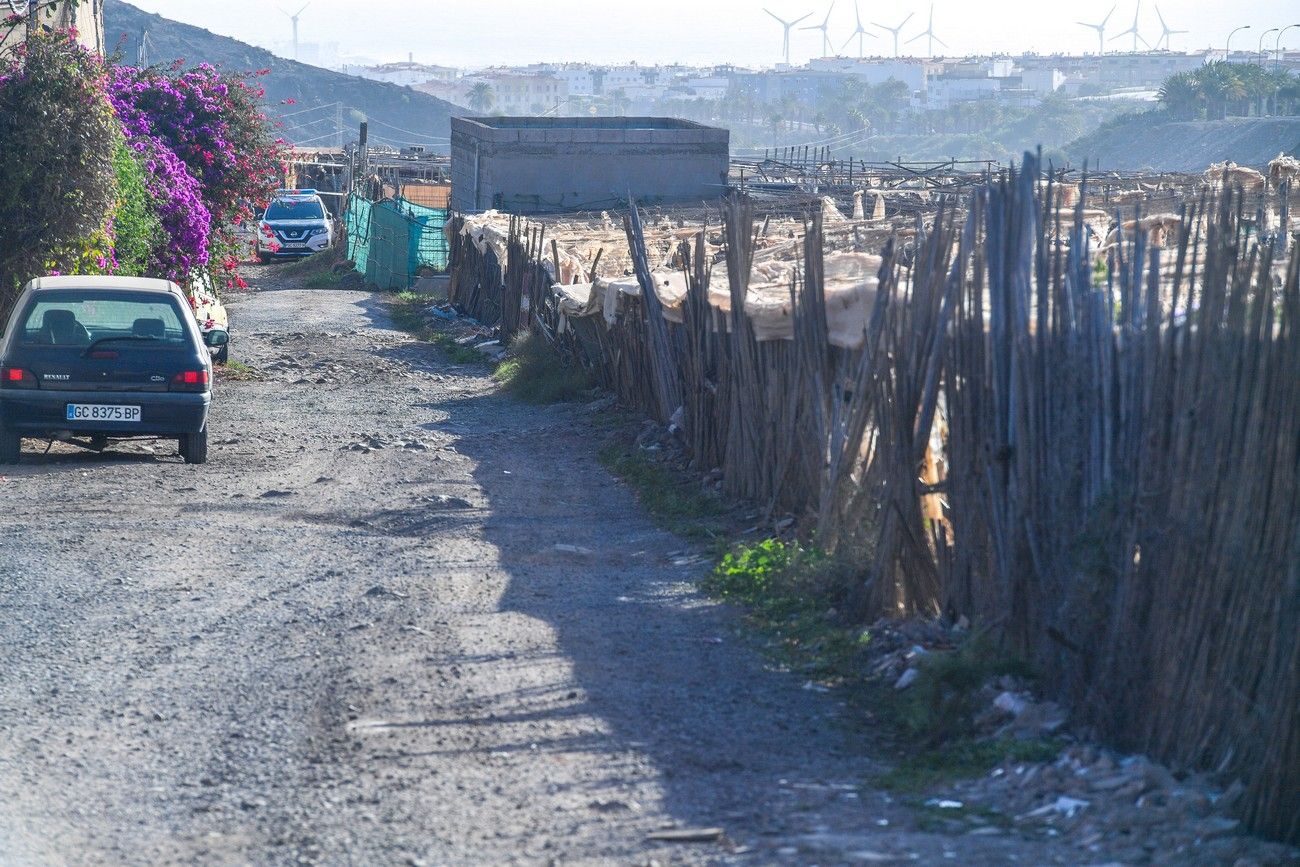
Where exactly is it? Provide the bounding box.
[104,0,455,152]
[1067,112,1300,172]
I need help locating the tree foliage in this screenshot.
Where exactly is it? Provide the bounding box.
[0,28,119,311]
[1159,62,1297,120]
[109,139,164,277]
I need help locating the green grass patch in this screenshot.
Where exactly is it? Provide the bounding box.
[282,245,344,277]
[881,632,1037,743]
[386,292,486,365]
[434,334,488,365]
[303,270,344,290]
[701,537,1055,795]
[703,539,865,680]
[217,360,260,381]
[907,796,1015,833]
[493,330,592,404]
[878,736,1063,794]
[598,443,727,541]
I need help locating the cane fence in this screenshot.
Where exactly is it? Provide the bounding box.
[446,154,1298,843]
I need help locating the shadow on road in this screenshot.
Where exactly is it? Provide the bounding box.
[436,389,876,844]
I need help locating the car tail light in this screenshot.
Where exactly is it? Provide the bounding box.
[170,369,210,392]
[0,366,35,389]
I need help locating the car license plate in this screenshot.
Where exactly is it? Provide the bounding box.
[66,404,142,422]
[283,242,307,249]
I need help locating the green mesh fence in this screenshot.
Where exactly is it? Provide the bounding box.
[343,193,448,290]
[344,194,372,276]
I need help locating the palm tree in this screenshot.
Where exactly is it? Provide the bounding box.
[767,112,785,147]
[1159,70,1202,120]
[610,88,630,116]
[467,82,496,114]
[1193,62,1246,120]
[1276,75,1300,116]
[1234,64,1281,116]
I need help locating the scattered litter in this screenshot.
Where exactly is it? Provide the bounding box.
[894,668,920,690]
[363,586,408,600]
[1021,796,1090,820]
[925,799,965,810]
[553,543,593,555]
[424,494,473,509]
[588,799,635,813]
[645,827,724,843]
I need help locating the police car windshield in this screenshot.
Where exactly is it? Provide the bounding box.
[265,199,325,221]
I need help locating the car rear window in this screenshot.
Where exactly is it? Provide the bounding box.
[265,199,325,220]
[18,291,189,348]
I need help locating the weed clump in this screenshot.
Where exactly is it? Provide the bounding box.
[494,331,592,404]
[704,539,866,679]
[877,736,1062,793]
[882,632,1037,743]
[597,443,727,541]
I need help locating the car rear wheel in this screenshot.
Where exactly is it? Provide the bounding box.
[0,427,20,464]
[180,427,208,465]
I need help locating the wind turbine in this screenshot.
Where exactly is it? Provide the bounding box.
[841,0,876,58]
[281,2,310,61]
[1076,5,1116,56]
[800,1,837,58]
[1153,5,1187,50]
[765,8,814,65]
[137,28,155,67]
[906,4,947,58]
[874,12,914,57]
[1109,1,1149,53]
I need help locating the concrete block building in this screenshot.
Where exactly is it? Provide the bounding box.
[450,117,730,215]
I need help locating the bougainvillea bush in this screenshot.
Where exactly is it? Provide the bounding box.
[108,63,285,286]
[0,26,284,315]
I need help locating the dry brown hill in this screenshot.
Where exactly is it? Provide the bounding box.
[104,0,455,152]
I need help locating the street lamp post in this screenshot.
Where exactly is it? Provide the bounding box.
[1226,25,1251,61]
[1256,29,1279,115]
[1259,28,1279,62]
[1278,24,1300,70]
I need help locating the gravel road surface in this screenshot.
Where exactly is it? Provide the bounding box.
[0,270,1108,865]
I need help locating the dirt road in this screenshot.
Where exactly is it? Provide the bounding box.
[0,270,1087,865]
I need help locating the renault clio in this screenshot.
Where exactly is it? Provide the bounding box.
[0,276,221,464]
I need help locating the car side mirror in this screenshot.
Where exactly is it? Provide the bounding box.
[204,329,229,347]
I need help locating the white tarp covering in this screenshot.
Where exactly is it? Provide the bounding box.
[463,212,884,349]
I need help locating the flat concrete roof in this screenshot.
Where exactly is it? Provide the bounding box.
[454,116,720,132]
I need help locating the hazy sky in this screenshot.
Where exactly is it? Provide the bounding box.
[125,0,1300,68]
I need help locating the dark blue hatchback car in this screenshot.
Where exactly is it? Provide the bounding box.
[0,277,221,464]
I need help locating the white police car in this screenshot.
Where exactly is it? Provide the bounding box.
[256,189,333,262]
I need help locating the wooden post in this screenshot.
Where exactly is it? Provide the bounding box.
[358,121,370,183]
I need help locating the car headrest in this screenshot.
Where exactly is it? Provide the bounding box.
[43,309,77,328]
[132,317,166,339]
